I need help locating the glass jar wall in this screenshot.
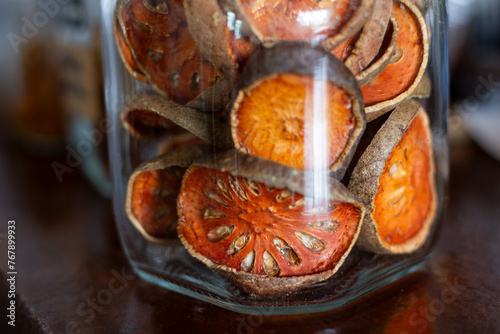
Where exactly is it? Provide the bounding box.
[101,0,448,314]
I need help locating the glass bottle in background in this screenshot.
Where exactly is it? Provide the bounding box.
[54,0,111,197]
[9,0,66,155]
[0,0,22,133]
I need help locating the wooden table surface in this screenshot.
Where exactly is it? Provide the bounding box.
[0,139,499,334]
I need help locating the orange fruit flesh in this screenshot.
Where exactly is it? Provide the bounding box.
[233,73,355,171]
[239,0,358,42]
[178,166,363,277]
[361,1,424,106]
[331,33,360,62]
[132,169,182,237]
[373,112,434,245]
[120,0,219,104]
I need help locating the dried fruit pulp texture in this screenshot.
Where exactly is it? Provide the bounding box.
[361,1,424,106]
[233,74,355,171]
[132,169,182,237]
[239,0,358,42]
[178,166,363,277]
[120,0,218,104]
[373,112,434,245]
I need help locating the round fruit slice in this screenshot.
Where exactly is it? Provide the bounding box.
[121,94,233,148]
[344,0,393,76]
[177,151,365,296]
[126,144,210,242]
[348,100,437,254]
[361,0,430,122]
[230,0,374,50]
[184,0,258,81]
[115,0,220,104]
[230,42,366,177]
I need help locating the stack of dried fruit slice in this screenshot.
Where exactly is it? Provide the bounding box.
[115,0,437,296]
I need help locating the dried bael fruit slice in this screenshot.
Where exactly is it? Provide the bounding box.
[177,151,365,296]
[361,0,430,122]
[121,94,233,148]
[353,14,399,87]
[115,0,220,104]
[231,42,366,176]
[126,144,210,242]
[344,0,393,76]
[348,100,437,254]
[230,0,374,50]
[184,0,258,81]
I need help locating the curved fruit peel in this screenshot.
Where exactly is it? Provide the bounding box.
[121,94,233,149]
[345,0,393,76]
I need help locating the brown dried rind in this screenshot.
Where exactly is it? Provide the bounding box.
[345,0,393,76]
[177,150,365,296]
[185,77,232,113]
[126,144,211,243]
[362,0,430,122]
[410,73,432,99]
[184,0,257,81]
[230,42,366,178]
[121,94,233,148]
[348,99,437,254]
[355,14,399,87]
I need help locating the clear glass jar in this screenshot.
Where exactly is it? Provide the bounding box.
[101,0,448,314]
